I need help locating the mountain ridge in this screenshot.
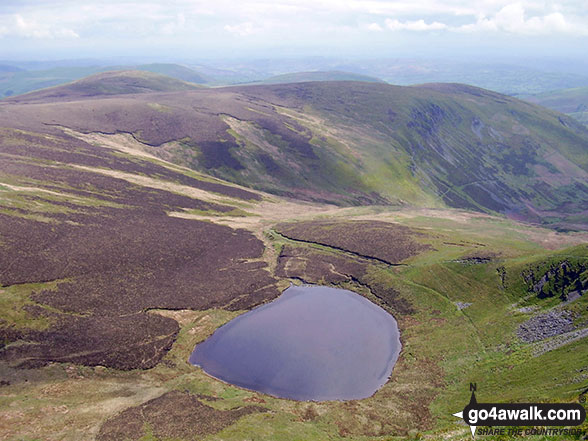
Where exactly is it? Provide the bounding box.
[1,74,587,229]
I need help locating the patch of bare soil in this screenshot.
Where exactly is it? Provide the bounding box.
[276,244,368,285]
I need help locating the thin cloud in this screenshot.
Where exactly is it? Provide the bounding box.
[453,3,588,35]
[161,12,186,35]
[1,0,587,57]
[385,18,447,31]
[7,14,79,39]
[376,2,587,36]
[366,22,384,32]
[224,22,257,36]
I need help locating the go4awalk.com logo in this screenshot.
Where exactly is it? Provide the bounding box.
[452,384,586,438]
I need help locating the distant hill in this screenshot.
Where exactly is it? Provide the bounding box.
[187,58,588,95]
[0,66,107,98]
[0,64,23,73]
[226,81,588,228]
[370,62,588,95]
[5,70,201,102]
[136,63,209,84]
[0,64,208,99]
[521,87,588,126]
[259,71,385,85]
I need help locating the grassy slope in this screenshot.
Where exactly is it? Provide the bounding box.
[523,87,588,113]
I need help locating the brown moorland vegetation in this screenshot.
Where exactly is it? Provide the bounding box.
[0,83,387,204]
[0,204,278,369]
[0,129,278,370]
[96,390,266,441]
[0,128,260,201]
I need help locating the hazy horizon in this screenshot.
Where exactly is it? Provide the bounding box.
[1,0,588,62]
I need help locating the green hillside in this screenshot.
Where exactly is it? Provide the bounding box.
[235,81,588,228]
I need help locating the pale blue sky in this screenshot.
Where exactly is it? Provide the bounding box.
[1,1,587,59]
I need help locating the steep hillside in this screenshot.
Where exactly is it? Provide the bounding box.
[240,81,588,228]
[1,77,587,228]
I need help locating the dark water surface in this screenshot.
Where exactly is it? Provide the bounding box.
[189,285,401,401]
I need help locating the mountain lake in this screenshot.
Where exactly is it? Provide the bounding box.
[189,285,401,401]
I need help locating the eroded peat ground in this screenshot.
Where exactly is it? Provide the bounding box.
[1,127,587,441]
